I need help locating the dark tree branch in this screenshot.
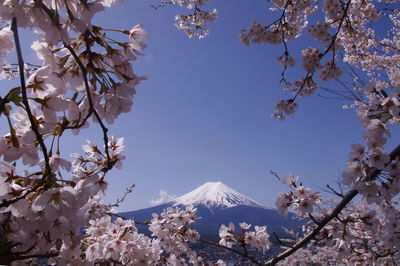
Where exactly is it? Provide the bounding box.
[11,17,52,180]
[265,144,400,265]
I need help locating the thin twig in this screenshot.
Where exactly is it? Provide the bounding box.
[272,232,293,248]
[200,238,263,265]
[326,184,344,198]
[108,213,149,225]
[108,184,135,208]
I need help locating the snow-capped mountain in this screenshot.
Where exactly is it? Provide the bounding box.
[119,182,302,242]
[173,181,267,209]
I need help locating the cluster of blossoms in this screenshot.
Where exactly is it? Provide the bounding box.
[148,205,206,264]
[83,216,161,264]
[171,0,217,38]
[275,174,321,217]
[238,0,317,46]
[307,22,331,43]
[319,60,342,81]
[0,25,13,76]
[323,0,344,23]
[149,206,200,256]
[272,99,298,120]
[0,135,126,264]
[301,47,322,73]
[175,9,217,39]
[277,53,296,67]
[218,222,271,254]
[238,22,282,45]
[342,138,399,205]
[171,0,213,9]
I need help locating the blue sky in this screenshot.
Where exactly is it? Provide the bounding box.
[53,0,397,211]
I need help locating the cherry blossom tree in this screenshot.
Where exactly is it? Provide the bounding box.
[0,0,148,264]
[0,0,399,265]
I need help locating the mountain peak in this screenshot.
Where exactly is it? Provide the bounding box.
[173,182,267,209]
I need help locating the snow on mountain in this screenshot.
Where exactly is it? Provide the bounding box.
[173,181,268,209]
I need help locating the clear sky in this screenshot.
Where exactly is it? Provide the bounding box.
[55,0,398,211]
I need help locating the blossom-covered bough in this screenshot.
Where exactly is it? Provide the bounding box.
[0,0,399,265]
[0,0,147,264]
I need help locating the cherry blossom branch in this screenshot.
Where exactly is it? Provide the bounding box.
[292,72,313,101]
[63,41,112,167]
[265,143,400,265]
[10,17,52,179]
[320,0,352,59]
[266,188,356,265]
[36,1,113,168]
[292,0,352,102]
